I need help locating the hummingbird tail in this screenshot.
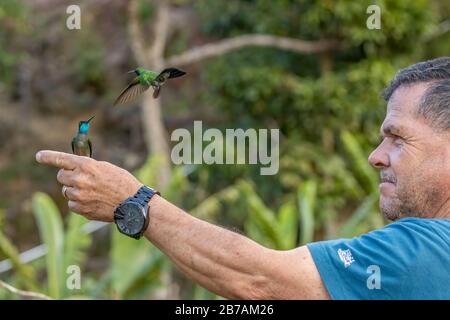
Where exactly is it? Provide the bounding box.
[153,86,161,99]
[162,68,186,79]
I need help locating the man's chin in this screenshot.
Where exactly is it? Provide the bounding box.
[380,196,401,221]
[382,210,401,221]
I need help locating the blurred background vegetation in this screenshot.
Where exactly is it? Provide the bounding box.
[0,0,449,299]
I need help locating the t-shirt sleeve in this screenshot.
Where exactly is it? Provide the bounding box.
[306,222,423,300]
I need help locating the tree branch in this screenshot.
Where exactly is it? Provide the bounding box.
[150,0,170,68]
[165,34,340,67]
[128,0,149,66]
[0,279,52,300]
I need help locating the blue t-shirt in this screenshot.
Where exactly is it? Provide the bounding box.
[307,217,450,299]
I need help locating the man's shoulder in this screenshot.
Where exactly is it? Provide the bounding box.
[346,217,450,259]
[367,217,450,246]
[307,217,450,299]
[310,217,450,251]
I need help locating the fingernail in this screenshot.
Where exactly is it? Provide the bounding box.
[36,151,42,162]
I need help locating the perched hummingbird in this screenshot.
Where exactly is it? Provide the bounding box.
[113,67,186,105]
[71,116,95,157]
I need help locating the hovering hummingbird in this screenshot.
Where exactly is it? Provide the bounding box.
[113,67,186,105]
[71,116,95,157]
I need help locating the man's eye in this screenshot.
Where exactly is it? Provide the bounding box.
[392,136,403,146]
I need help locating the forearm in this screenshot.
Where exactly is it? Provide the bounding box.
[144,195,275,299]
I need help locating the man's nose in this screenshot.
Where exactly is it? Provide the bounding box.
[368,143,389,169]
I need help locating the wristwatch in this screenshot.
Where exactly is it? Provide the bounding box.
[114,185,160,239]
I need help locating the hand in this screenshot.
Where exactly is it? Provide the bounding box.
[36,150,143,222]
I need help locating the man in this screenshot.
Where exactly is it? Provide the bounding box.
[36,57,450,299]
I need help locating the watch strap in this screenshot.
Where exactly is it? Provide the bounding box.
[131,185,160,207]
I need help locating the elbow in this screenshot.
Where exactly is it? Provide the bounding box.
[233,248,284,300]
[233,273,276,300]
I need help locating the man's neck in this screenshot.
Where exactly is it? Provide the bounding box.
[432,196,450,219]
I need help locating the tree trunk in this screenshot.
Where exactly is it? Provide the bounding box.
[140,91,171,188]
[128,0,172,188]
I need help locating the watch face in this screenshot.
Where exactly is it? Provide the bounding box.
[115,203,146,236]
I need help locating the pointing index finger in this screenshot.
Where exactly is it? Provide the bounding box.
[36,150,81,170]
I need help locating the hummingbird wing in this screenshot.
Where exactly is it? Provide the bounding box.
[114,78,150,106]
[71,138,75,154]
[154,68,186,84]
[88,139,93,158]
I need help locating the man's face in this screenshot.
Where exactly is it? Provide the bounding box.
[368,83,450,220]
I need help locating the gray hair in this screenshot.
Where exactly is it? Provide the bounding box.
[382,57,450,130]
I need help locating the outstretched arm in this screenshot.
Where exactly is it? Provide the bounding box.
[145,195,328,299]
[36,150,329,300]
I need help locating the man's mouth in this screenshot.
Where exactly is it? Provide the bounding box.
[379,173,396,194]
[380,173,396,184]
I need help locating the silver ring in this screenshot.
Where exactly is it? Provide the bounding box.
[62,186,68,200]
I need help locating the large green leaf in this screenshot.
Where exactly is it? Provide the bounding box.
[244,216,277,249]
[341,131,378,193]
[297,180,317,245]
[32,192,65,299]
[338,193,381,238]
[277,202,298,250]
[0,228,38,291]
[240,181,280,247]
[190,183,241,221]
[110,226,163,298]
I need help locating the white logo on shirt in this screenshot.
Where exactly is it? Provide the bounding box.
[338,248,355,267]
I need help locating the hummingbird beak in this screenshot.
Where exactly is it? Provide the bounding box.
[87,115,95,123]
[127,70,136,74]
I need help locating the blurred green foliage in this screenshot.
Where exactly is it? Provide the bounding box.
[0,0,29,85]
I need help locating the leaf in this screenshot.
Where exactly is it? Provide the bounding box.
[161,166,189,204]
[32,192,64,299]
[0,228,38,291]
[86,271,113,299]
[239,181,280,247]
[110,226,163,298]
[244,217,277,249]
[297,180,317,245]
[341,130,378,193]
[190,183,241,221]
[64,213,91,274]
[338,193,378,238]
[277,202,298,250]
[118,249,168,298]
[134,155,165,188]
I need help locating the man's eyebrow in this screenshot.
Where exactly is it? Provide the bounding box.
[380,123,405,137]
